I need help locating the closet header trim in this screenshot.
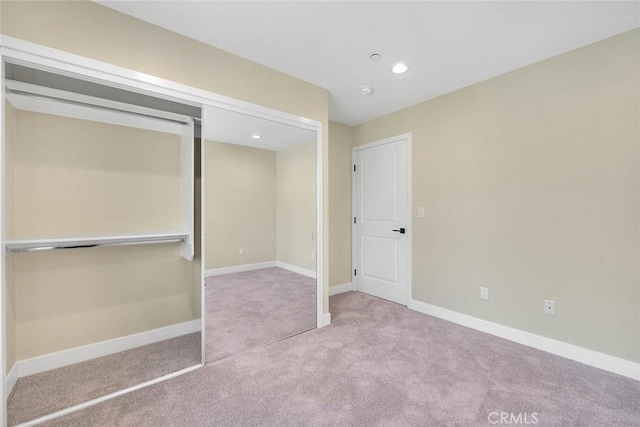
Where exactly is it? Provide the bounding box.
[6,80,193,125]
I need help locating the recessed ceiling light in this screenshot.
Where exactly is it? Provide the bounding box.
[392,63,409,74]
[360,85,373,95]
[252,134,262,139]
[369,53,382,62]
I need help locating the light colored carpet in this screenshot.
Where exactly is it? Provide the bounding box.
[8,266,315,425]
[7,333,201,426]
[43,291,640,426]
[205,267,317,362]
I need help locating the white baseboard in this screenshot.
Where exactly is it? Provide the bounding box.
[205,261,317,279]
[408,299,640,381]
[205,261,276,277]
[275,261,317,279]
[14,320,201,379]
[323,312,332,327]
[329,282,353,296]
[5,363,19,397]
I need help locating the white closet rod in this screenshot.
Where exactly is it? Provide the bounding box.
[5,234,189,254]
[5,80,195,125]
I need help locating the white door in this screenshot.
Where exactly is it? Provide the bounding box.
[353,135,410,305]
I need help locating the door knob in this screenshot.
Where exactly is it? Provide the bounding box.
[392,228,406,234]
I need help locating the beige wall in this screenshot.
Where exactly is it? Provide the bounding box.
[328,121,352,287]
[5,101,17,371]
[205,139,317,274]
[352,30,640,363]
[276,141,317,272]
[205,141,276,270]
[14,246,197,359]
[8,111,199,360]
[5,257,15,371]
[1,0,330,311]
[13,112,182,237]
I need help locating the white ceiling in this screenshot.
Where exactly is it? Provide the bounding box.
[97,1,639,126]
[203,107,316,151]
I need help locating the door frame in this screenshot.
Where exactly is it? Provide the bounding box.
[351,133,412,305]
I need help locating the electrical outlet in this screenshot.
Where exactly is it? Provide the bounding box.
[544,299,555,316]
[418,207,425,218]
[311,252,315,260]
[238,248,244,256]
[480,287,489,300]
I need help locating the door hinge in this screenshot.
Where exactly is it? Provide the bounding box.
[353,164,356,172]
[354,269,357,276]
[354,217,356,224]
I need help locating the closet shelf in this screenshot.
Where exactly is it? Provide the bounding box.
[4,232,190,254]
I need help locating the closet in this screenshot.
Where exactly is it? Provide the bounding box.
[1,37,323,427]
[2,63,203,425]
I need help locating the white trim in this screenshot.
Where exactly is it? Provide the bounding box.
[14,363,203,427]
[200,135,207,365]
[329,282,354,296]
[406,135,413,306]
[205,261,276,277]
[4,365,17,399]
[5,79,189,123]
[322,312,331,327]
[275,261,317,279]
[14,320,200,379]
[352,133,413,306]
[408,299,640,381]
[180,119,195,261]
[1,53,8,426]
[6,92,184,136]
[315,124,325,329]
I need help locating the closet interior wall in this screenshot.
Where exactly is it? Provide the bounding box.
[8,111,197,359]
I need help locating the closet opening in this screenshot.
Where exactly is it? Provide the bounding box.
[2,61,203,426]
[1,40,324,426]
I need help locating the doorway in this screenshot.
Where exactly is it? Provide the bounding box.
[352,134,411,305]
